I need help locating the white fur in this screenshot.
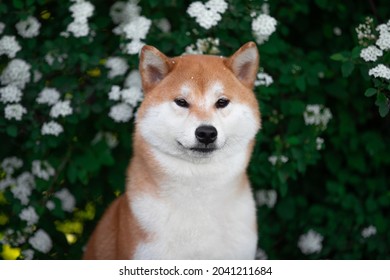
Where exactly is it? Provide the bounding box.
[132,83,259,259]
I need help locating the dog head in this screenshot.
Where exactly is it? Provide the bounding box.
[136,42,261,162]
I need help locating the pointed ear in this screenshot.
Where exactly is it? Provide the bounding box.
[225,42,259,88]
[139,45,171,92]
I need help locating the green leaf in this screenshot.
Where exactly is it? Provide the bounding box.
[6,125,18,137]
[375,92,389,117]
[341,61,354,77]
[330,53,347,61]
[364,88,377,97]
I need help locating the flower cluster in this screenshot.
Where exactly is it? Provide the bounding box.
[255,190,277,208]
[303,104,332,129]
[368,64,390,80]
[255,72,274,87]
[316,137,324,151]
[355,17,376,46]
[108,70,143,122]
[268,155,288,166]
[357,19,390,82]
[15,16,41,38]
[46,188,76,213]
[360,46,383,62]
[62,0,95,37]
[252,14,277,45]
[29,229,53,254]
[185,37,220,54]
[35,87,73,136]
[105,57,129,79]
[361,225,377,238]
[110,1,151,55]
[0,35,21,58]
[187,0,228,30]
[92,131,119,149]
[31,160,55,181]
[297,229,324,255]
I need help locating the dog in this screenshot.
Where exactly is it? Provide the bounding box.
[83,42,261,259]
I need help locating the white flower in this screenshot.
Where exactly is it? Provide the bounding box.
[41,121,64,136]
[4,103,27,121]
[122,16,151,40]
[205,0,228,14]
[1,157,23,175]
[156,18,171,33]
[303,104,332,129]
[368,64,390,80]
[360,46,383,62]
[268,155,288,165]
[109,102,133,122]
[19,206,39,226]
[298,229,324,255]
[29,229,52,254]
[124,70,142,89]
[255,72,273,87]
[33,70,42,83]
[22,249,34,260]
[361,225,377,238]
[333,27,342,36]
[255,248,268,260]
[15,16,41,38]
[376,31,390,51]
[123,39,145,55]
[46,200,55,211]
[92,131,119,148]
[105,57,129,79]
[65,21,90,37]
[185,38,220,55]
[105,132,119,148]
[256,190,277,208]
[110,1,140,25]
[0,85,23,104]
[50,100,73,118]
[0,35,21,58]
[69,1,94,22]
[252,14,277,44]
[0,177,16,191]
[55,188,76,212]
[121,87,143,107]
[21,249,34,260]
[187,0,227,30]
[32,160,55,181]
[108,85,121,101]
[11,172,35,205]
[64,0,94,38]
[0,22,5,34]
[36,87,61,105]
[316,137,324,150]
[44,53,67,66]
[0,59,31,89]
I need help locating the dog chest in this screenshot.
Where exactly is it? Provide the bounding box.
[130,185,257,259]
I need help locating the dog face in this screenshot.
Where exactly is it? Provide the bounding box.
[136,43,261,162]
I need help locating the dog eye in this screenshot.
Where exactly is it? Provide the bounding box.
[174,98,190,108]
[215,98,230,109]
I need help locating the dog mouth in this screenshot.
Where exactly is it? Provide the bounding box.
[177,141,217,154]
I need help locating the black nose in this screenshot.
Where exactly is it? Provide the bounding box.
[195,125,217,145]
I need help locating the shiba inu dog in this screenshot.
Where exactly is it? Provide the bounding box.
[83,42,261,259]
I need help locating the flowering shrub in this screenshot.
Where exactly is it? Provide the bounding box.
[332,16,390,117]
[0,0,389,260]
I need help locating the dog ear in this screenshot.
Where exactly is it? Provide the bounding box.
[225,42,259,88]
[139,45,171,92]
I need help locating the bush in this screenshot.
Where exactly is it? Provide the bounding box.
[0,0,389,260]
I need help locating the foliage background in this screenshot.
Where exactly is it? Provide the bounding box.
[0,0,389,259]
